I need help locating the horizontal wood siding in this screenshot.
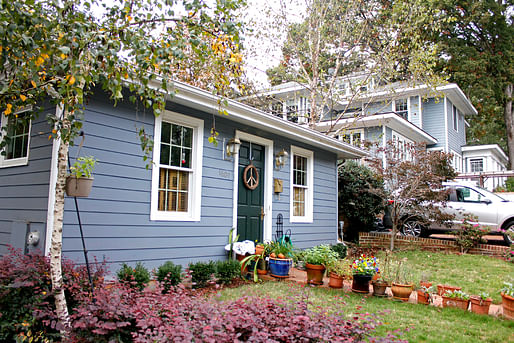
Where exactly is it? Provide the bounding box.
[365,101,390,115]
[422,98,446,150]
[62,95,340,272]
[446,99,465,155]
[0,112,53,255]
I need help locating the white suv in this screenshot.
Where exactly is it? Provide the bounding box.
[434,181,514,245]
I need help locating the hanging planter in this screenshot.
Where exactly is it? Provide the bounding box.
[65,176,94,197]
[65,156,98,198]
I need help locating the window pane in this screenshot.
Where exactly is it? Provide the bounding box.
[171,146,181,167]
[293,155,307,186]
[293,187,305,216]
[5,116,29,160]
[160,144,170,165]
[161,122,171,143]
[182,147,191,168]
[183,127,192,148]
[171,124,182,145]
[158,168,189,213]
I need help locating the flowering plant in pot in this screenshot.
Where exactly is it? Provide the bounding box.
[416,285,435,305]
[66,156,98,197]
[389,258,414,302]
[326,258,352,289]
[442,290,470,310]
[372,252,392,297]
[303,245,339,285]
[470,292,492,315]
[500,282,514,320]
[351,254,378,293]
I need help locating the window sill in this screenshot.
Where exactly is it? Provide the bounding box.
[290,216,313,224]
[150,211,200,222]
[0,157,29,168]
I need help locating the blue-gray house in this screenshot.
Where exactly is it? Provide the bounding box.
[0,81,365,270]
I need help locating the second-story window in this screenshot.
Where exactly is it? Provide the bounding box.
[271,102,283,118]
[394,99,408,120]
[452,105,458,132]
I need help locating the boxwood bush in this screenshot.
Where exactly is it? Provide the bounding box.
[156,261,182,293]
[188,261,215,288]
[214,259,240,285]
[117,262,150,290]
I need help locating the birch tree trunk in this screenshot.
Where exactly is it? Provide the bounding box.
[49,109,71,336]
[504,83,513,169]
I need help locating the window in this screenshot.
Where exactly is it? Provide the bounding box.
[290,146,313,222]
[452,105,458,131]
[151,111,203,221]
[455,187,483,203]
[271,102,283,118]
[337,129,363,147]
[391,131,413,161]
[0,109,31,168]
[394,98,408,120]
[451,150,462,172]
[470,158,483,173]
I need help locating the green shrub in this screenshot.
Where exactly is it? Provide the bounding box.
[188,261,215,289]
[506,177,514,192]
[117,262,150,290]
[215,259,241,284]
[330,243,347,259]
[338,160,384,241]
[156,261,182,293]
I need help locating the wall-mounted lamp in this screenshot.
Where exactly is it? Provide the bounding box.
[275,149,289,169]
[224,137,241,160]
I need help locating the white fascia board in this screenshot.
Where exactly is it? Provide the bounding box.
[316,113,437,145]
[462,144,509,163]
[163,81,367,160]
[437,84,478,116]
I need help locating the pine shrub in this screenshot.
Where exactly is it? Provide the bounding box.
[188,261,215,289]
[117,262,150,290]
[156,261,182,293]
[214,259,240,285]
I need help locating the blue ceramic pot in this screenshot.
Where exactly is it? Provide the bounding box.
[268,257,292,278]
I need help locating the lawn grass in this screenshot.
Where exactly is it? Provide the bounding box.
[215,250,514,343]
[374,249,512,303]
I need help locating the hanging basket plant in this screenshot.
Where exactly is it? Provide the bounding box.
[65,156,98,198]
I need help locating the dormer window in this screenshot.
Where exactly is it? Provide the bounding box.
[394,99,408,120]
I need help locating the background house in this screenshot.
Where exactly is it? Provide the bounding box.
[251,79,510,188]
[0,81,365,271]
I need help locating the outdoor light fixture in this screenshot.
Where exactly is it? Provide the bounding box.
[275,149,289,169]
[224,137,241,160]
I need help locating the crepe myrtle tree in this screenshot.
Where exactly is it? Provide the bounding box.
[367,141,457,250]
[0,0,245,336]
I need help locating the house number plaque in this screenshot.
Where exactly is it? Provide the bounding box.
[243,164,259,190]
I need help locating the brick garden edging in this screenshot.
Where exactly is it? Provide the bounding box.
[359,232,509,257]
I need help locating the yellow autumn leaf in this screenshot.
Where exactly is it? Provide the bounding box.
[31,80,36,88]
[127,15,133,22]
[35,56,44,66]
[4,104,12,115]
[41,53,49,59]
[68,75,76,85]
[20,94,27,101]
[60,53,67,59]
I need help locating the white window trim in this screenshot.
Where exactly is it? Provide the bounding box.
[391,130,413,161]
[290,145,314,223]
[450,149,462,172]
[0,107,32,168]
[393,98,410,121]
[150,110,203,221]
[469,157,484,173]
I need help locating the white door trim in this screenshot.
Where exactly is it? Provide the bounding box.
[234,130,274,242]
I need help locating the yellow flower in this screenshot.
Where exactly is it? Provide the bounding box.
[20,94,27,101]
[4,103,12,115]
[68,75,75,85]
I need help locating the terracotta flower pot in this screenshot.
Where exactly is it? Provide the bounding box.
[391,282,413,302]
[352,274,372,293]
[417,290,431,305]
[305,263,326,285]
[255,245,265,256]
[372,280,389,297]
[501,292,514,320]
[470,296,492,315]
[442,296,469,310]
[328,272,344,289]
[419,281,432,289]
[437,284,462,296]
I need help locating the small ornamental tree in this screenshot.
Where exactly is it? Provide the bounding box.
[338,160,383,241]
[0,0,245,336]
[367,141,457,250]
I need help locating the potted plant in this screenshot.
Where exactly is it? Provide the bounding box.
[419,272,432,289]
[326,258,352,289]
[442,290,470,310]
[437,284,462,296]
[390,258,414,302]
[500,282,514,320]
[417,285,435,305]
[267,240,294,278]
[241,249,267,282]
[351,254,379,293]
[66,156,98,197]
[372,252,392,297]
[470,292,492,315]
[303,245,339,285]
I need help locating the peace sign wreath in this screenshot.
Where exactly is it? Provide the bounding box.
[243,164,259,190]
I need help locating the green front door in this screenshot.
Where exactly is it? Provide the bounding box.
[237,141,265,242]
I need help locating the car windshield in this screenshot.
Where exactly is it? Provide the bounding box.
[475,185,509,202]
